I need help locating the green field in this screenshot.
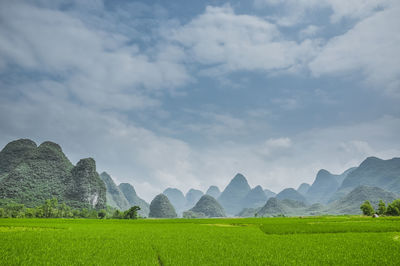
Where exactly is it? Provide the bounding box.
[1,216,400,265]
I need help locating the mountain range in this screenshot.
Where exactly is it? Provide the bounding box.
[1,139,399,218]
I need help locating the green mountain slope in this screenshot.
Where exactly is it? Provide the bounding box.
[187,195,226,217]
[329,186,398,214]
[119,183,149,217]
[100,172,130,211]
[0,139,106,209]
[276,188,307,203]
[340,157,400,194]
[149,194,177,218]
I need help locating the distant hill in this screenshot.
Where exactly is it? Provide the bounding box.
[297,183,310,195]
[163,188,186,215]
[329,186,398,214]
[255,198,324,217]
[263,189,276,199]
[186,195,226,218]
[0,139,106,209]
[206,186,221,199]
[119,183,149,217]
[306,170,339,204]
[218,173,251,215]
[100,172,130,211]
[340,157,400,194]
[242,185,268,209]
[185,189,204,209]
[149,194,177,218]
[256,198,287,217]
[276,188,307,204]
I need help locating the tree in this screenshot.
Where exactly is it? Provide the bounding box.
[5,203,25,218]
[124,206,141,219]
[112,210,123,219]
[377,200,386,215]
[360,200,374,216]
[98,210,107,219]
[0,208,4,218]
[386,199,400,216]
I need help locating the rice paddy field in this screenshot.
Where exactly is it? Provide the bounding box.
[1,216,400,265]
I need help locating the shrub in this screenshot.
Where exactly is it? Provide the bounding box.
[360,201,374,216]
[377,200,386,215]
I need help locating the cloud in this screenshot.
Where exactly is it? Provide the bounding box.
[168,5,319,74]
[254,0,394,25]
[309,4,400,96]
[0,1,190,111]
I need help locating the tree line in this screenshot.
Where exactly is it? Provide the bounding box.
[360,199,400,216]
[0,198,141,219]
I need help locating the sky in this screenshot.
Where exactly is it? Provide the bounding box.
[0,0,399,202]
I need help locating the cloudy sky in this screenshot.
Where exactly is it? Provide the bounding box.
[1,0,399,202]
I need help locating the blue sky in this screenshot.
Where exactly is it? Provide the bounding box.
[1,0,399,201]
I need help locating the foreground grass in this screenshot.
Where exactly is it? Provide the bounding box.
[0,216,399,265]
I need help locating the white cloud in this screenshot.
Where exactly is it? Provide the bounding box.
[309,5,400,96]
[254,0,394,25]
[168,5,318,74]
[299,25,320,39]
[0,1,190,111]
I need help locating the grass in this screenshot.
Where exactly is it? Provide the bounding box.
[0,216,400,265]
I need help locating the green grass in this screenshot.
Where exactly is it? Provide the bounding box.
[1,216,400,265]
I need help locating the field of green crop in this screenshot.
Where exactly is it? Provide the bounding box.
[1,216,400,265]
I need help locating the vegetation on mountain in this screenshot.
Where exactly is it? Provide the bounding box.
[276,188,307,203]
[187,195,226,218]
[0,139,106,209]
[119,183,149,217]
[340,157,400,194]
[100,172,130,211]
[330,186,397,214]
[149,194,177,218]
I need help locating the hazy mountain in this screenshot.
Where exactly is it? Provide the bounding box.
[329,185,398,214]
[306,169,339,204]
[206,186,221,199]
[276,188,307,203]
[185,189,204,209]
[242,185,268,209]
[335,167,357,186]
[297,183,310,195]
[263,189,276,199]
[255,198,320,217]
[163,188,186,215]
[256,198,287,217]
[149,194,177,218]
[0,139,106,209]
[100,172,130,211]
[218,173,251,215]
[119,183,150,217]
[340,157,400,194]
[186,195,226,218]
